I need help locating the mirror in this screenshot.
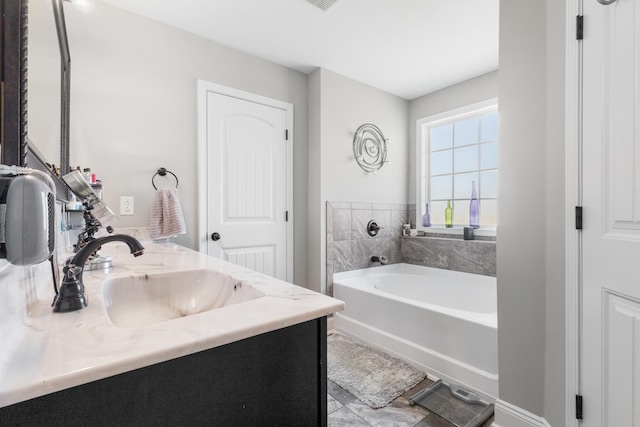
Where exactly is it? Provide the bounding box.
[52,0,72,176]
[28,0,64,173]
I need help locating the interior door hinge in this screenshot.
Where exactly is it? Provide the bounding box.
[285,211,289,222]
[576,395,583,420]
[576,15,584,40]
[575,206,583,230]
[285,129,289,140]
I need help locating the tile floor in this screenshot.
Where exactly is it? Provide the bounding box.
[327,377,494,427]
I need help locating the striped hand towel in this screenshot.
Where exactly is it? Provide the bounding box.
[149,188,186,240]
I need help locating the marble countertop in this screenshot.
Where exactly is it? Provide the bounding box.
[0,241,344,408]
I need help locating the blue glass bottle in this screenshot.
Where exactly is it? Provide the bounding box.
[422,203,431,227]
[469,181,480,229]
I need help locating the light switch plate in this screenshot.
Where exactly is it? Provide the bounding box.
[120,196,134,215]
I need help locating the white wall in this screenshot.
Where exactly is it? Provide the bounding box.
[544,1,567,425]
[320,69,409,203]
[28,1,310,287]
[307,68,409,292]
[307,70,322,293]
[407,71,499,204]
[498,0,547,417]
[497,1,566,426]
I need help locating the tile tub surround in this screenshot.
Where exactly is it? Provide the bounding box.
[401,236,496,277]
[0,241,344,408]
[326,201,409,295]
[326,201,497,295]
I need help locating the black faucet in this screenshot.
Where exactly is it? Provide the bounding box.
[53,234,145,313]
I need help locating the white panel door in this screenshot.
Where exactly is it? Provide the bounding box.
[583,0,640,425]
[206,92,288,280]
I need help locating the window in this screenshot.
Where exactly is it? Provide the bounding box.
[417,99,498,232]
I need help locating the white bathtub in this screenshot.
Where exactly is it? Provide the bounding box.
[333,263,498,398]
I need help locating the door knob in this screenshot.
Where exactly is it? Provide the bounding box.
[211,232,221,241]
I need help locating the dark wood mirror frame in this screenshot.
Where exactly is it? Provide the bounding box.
[0,0,28,167]
[1,0,70,200]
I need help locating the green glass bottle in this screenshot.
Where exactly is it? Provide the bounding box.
[445,200,453,228]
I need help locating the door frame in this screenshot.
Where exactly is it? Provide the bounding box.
[565,0,582,426]
[196,79,294,282]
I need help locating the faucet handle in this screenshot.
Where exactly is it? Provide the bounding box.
[65,264,83,280]
[367,220,383,237]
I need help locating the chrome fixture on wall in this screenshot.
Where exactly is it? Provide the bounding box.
[367,220,383,237]
[352,123,389,173]
[370,255,388,265]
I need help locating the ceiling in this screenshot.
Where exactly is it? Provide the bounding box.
[100,0,499,100]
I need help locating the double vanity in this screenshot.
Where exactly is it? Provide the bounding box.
[0,240,343,425]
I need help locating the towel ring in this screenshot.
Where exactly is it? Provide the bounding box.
[152,167,179,190]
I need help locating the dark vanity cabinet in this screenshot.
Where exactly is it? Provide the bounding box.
[1,318,328,426]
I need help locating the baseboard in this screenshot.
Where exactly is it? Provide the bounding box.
[492,400,551,427]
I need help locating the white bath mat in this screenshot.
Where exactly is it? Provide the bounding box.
[327,333,426,409]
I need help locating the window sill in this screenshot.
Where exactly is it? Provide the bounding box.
[416,226,497,239]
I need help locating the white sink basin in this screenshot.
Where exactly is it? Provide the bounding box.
[102,269,265,328]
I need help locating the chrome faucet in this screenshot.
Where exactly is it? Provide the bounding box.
[53,234,144,312]
[371,255,388,265]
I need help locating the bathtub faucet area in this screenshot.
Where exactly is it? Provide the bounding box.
[370,255,388,265]
[53,234,145,313]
